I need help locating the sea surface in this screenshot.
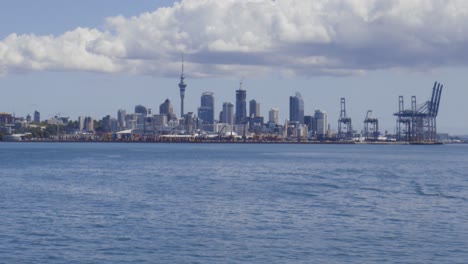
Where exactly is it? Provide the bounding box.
[0,142,467,263]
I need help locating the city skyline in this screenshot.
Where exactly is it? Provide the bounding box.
[1,0,468,134]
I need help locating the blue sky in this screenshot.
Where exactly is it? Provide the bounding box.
[1,0,467,134]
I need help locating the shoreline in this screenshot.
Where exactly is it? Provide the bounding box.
[0,139,446,145]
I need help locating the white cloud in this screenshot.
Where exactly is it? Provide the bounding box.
[1,0,468,77]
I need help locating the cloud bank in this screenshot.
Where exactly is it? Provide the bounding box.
[1,0,468,77]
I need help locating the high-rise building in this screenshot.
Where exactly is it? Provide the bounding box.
[125,114,138,129]
[117,109,126,130]
[179,57,187,116]
[84,117,94,132]
[289,92,304,124]
[221,102,234,125]
[33,110,40,123]
[102,115,112,132]
[134,105,147,126]
[249,99,260,118]
[0,112,13,125]
[235,84,247,124]
[304,115,315,131]
[78,116,85,132]
[269,108,279,124]
[110,118,119,132]
[198,92,214,124]
[160,99,175,121]
[314,110,328,136]
[135,105,147,116]
[153,114,167,126]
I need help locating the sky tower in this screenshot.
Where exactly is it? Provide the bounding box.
[178,55,187,116]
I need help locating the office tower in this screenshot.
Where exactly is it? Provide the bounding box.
[110,118,119,132]
[125,114,138,129]
[235,83,247,124]
[198,92,214,124]
[117,109,126,130]
[102,115,112,132]
[26,114,31,123]
[314,110,328,136]
[183,112,195,134]
[304,115,315,131]
[249,99,260,118]
[289,92,304,124]
[0,113,13,125]
[78,116,85,132]
[179,57,187,116]
[153,114,168,126]
[84,117,94,132]
[134,105,147,126]
[160,99,175,121]
[221,102,234,125]
[135,105,148,116]
[33,110,40,123]
[269,108,279,124]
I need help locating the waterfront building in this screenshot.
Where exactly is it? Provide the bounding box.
[153,114,168,127]
[249,116,265,133]
[314,110,328,138]
[269,108,279,125]
[220,102,234,125]
[117,109,126,130]
[45,117,64,126]
[290,92,304,124]
[198,92,214,125]
[0,113,13,125]
[249,99,260,118]
[33,111,40,123]
[235,84,247,124]
[125,114,138,130]
[183,112,195,134]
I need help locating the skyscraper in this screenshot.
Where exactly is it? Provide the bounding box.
[160,99,175,121]
[221,102,234,125]
[198,92,215,124]
[304,115,315,131]
[117,109,126,130]
[84,117,94,132]
[134,105,147,126]
[289,92,304,124]
[135,105,148,116]
[33,110,40,123]
[269,108,279,124]
[249,99,260,118]
[235,83,247,124]
[178,57,187,116]
[78,116,85,132]
[314,110,328,137]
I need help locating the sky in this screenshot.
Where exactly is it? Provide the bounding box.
[1,0,467,134]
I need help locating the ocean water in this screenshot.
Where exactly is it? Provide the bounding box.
[0,142,467,263]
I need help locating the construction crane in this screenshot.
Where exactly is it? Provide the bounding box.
[364,110,379,141]
[338,98,353,140]
[394,81,443,143]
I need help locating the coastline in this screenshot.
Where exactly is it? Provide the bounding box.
[0,138,446,145]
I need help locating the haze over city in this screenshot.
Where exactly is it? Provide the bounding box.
[1,0,467,134]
